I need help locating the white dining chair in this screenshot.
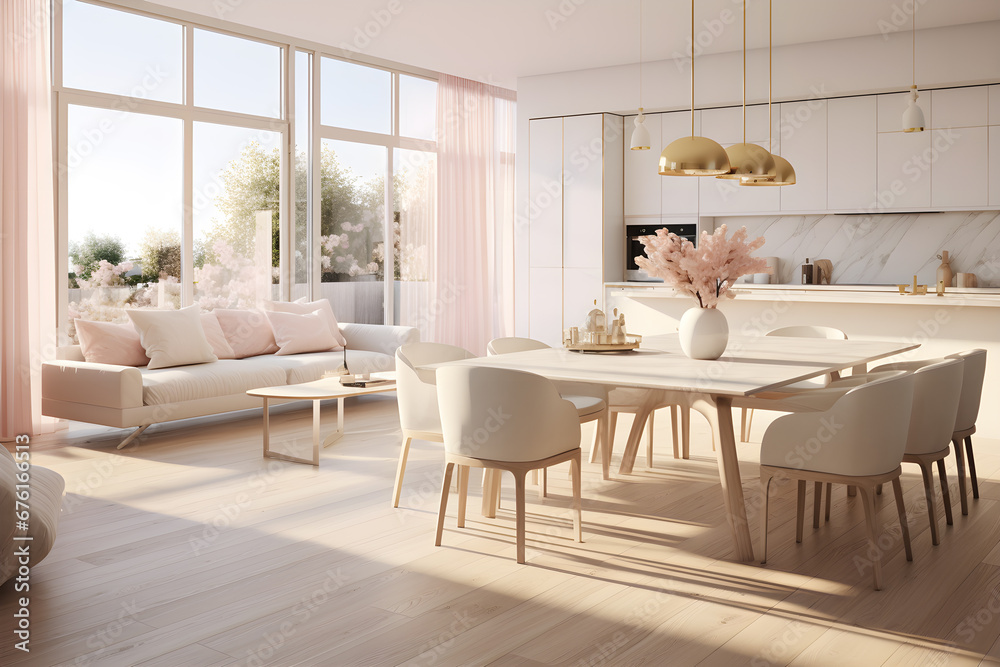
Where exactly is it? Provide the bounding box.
[947,349,987,509]
[435,366,583,563]
[488,337,684,470]
[759,371,915,590]
[741,325,849,442]
[392,342,475,508]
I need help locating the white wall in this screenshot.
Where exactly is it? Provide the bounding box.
[514,21,1000,334]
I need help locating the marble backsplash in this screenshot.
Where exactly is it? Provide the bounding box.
[718,211,1000,287]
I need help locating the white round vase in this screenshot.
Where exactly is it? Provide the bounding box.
[678,307,729,360]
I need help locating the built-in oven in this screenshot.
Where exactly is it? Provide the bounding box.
[625,223,698,282]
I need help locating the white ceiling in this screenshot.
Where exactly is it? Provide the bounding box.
[148,0,1000,88]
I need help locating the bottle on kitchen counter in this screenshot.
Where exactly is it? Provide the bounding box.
[801,258,814,285]
[937,251,953,288]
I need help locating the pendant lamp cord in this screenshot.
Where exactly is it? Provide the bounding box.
[690,0,695,136]
[742,0,746,144]
[912,0,916,87]
[638,0,642,107]
[768,0,772,151]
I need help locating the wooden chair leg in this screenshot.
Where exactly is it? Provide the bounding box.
[744,408,755,442]
[847,485,857,497]
[645,410,655,468]
[740,408,749,442]
[598,412,611,480]
[514,471,527,564]
[876,483,883,496]
[858,485,883,590]
[952,437,969,516]
[813,481,822,529]
[457,465,469,529]
[571,453,583,542]
[670,405,680,460]
[891,476,913,562]
[392,436,413,508]
[435,462,455,546]
[824,483,832,522]
[796,480,807,543]
[531,469,538,485]
[539,467,547,499]
[936,458,953,526]
[760,473,773,564]
[681,408,691,459]
[919,462,940,546]
[966,436,979,500]
[592,411,618,465]
[481,468,499,518]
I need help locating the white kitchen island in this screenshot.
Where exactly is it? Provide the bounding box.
[606,282,1000,438]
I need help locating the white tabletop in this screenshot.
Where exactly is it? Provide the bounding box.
[247,372,396,400]
[440,334,918,397]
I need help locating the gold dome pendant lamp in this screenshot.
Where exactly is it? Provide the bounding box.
[630,0,651,150]
[659,0,731,176]
[717,0,775,181]
[901,0,925,132]
[742,0,795,186]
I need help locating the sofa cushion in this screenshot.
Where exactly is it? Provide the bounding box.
[141,358,287,406]
[265,299,347,348]
[265,310,339,355]
[201,312,236,360]
[75,320,150,367]
[128,305,217,370]
[265,350,394,385]
[214,309,280,359]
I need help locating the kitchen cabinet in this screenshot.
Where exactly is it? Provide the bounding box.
[877,131,931,210]
[624,112,661,217]
[990,85,1000,126]
[528,117,563,269]
[828,96,877,210]
[990,126,1000,207]
[931,87,988,129]
[528,268,562,346]
[660,111,700,215]
[779,99,827,211]
[563,114,604,269]
[931,126,988,208]
[527,114,623,345]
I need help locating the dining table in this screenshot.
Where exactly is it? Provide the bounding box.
[438,333,920,562]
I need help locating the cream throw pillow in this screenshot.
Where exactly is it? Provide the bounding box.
[265,310,340,355]
[75,320,150,367]
[264,299,347,348]
[127,305,218,370]
[200,312,236,360]
[213,309,280,359]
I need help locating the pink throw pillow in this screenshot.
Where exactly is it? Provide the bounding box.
[264,299,346,348]
[75,320,150,367]
[200,312,236,360]
[213,309,280,359]
[265,310,340,356]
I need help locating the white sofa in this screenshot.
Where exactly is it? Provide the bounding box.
[41,322,418,444]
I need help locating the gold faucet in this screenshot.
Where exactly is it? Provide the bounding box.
[897,275,928,295]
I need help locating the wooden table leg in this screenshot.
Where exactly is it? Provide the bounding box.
[619,391,665,475]
[691,394,755,562]
[322,397,346,448]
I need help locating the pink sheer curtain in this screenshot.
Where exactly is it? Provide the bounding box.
[433,75,516,354]
[1,0,57,437]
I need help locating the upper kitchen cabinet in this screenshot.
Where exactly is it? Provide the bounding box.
[528,117,563,269]
[698,106,780,214]
[929,88,989,208]
[624,112,661,217]
[877,131,931,209]
[563,114,605,269]
[779,99,827,211]
[932,87,988,129]
[660,111,700,215]
[931,125,989,208]
[990,126,1000,206]
[828,96,877,210]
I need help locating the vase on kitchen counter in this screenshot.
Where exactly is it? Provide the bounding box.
[937,251,954,288]
[634,224,769,361]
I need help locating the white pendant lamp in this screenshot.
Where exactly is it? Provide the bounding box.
[902,2,925,132]
[630,0,650,150]
[719,0,775,180]
[659,0,731,176]
[742,0,795,187]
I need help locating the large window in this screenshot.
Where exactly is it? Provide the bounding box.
[56,0,437,340]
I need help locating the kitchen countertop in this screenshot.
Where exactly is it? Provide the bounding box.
[605,282,1000,308]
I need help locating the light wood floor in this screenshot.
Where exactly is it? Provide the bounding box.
[4,397,1000,666]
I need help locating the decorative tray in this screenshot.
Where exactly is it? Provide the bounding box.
[565,342,640,353]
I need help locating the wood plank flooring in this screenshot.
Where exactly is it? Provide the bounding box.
[3,396,1000,666]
